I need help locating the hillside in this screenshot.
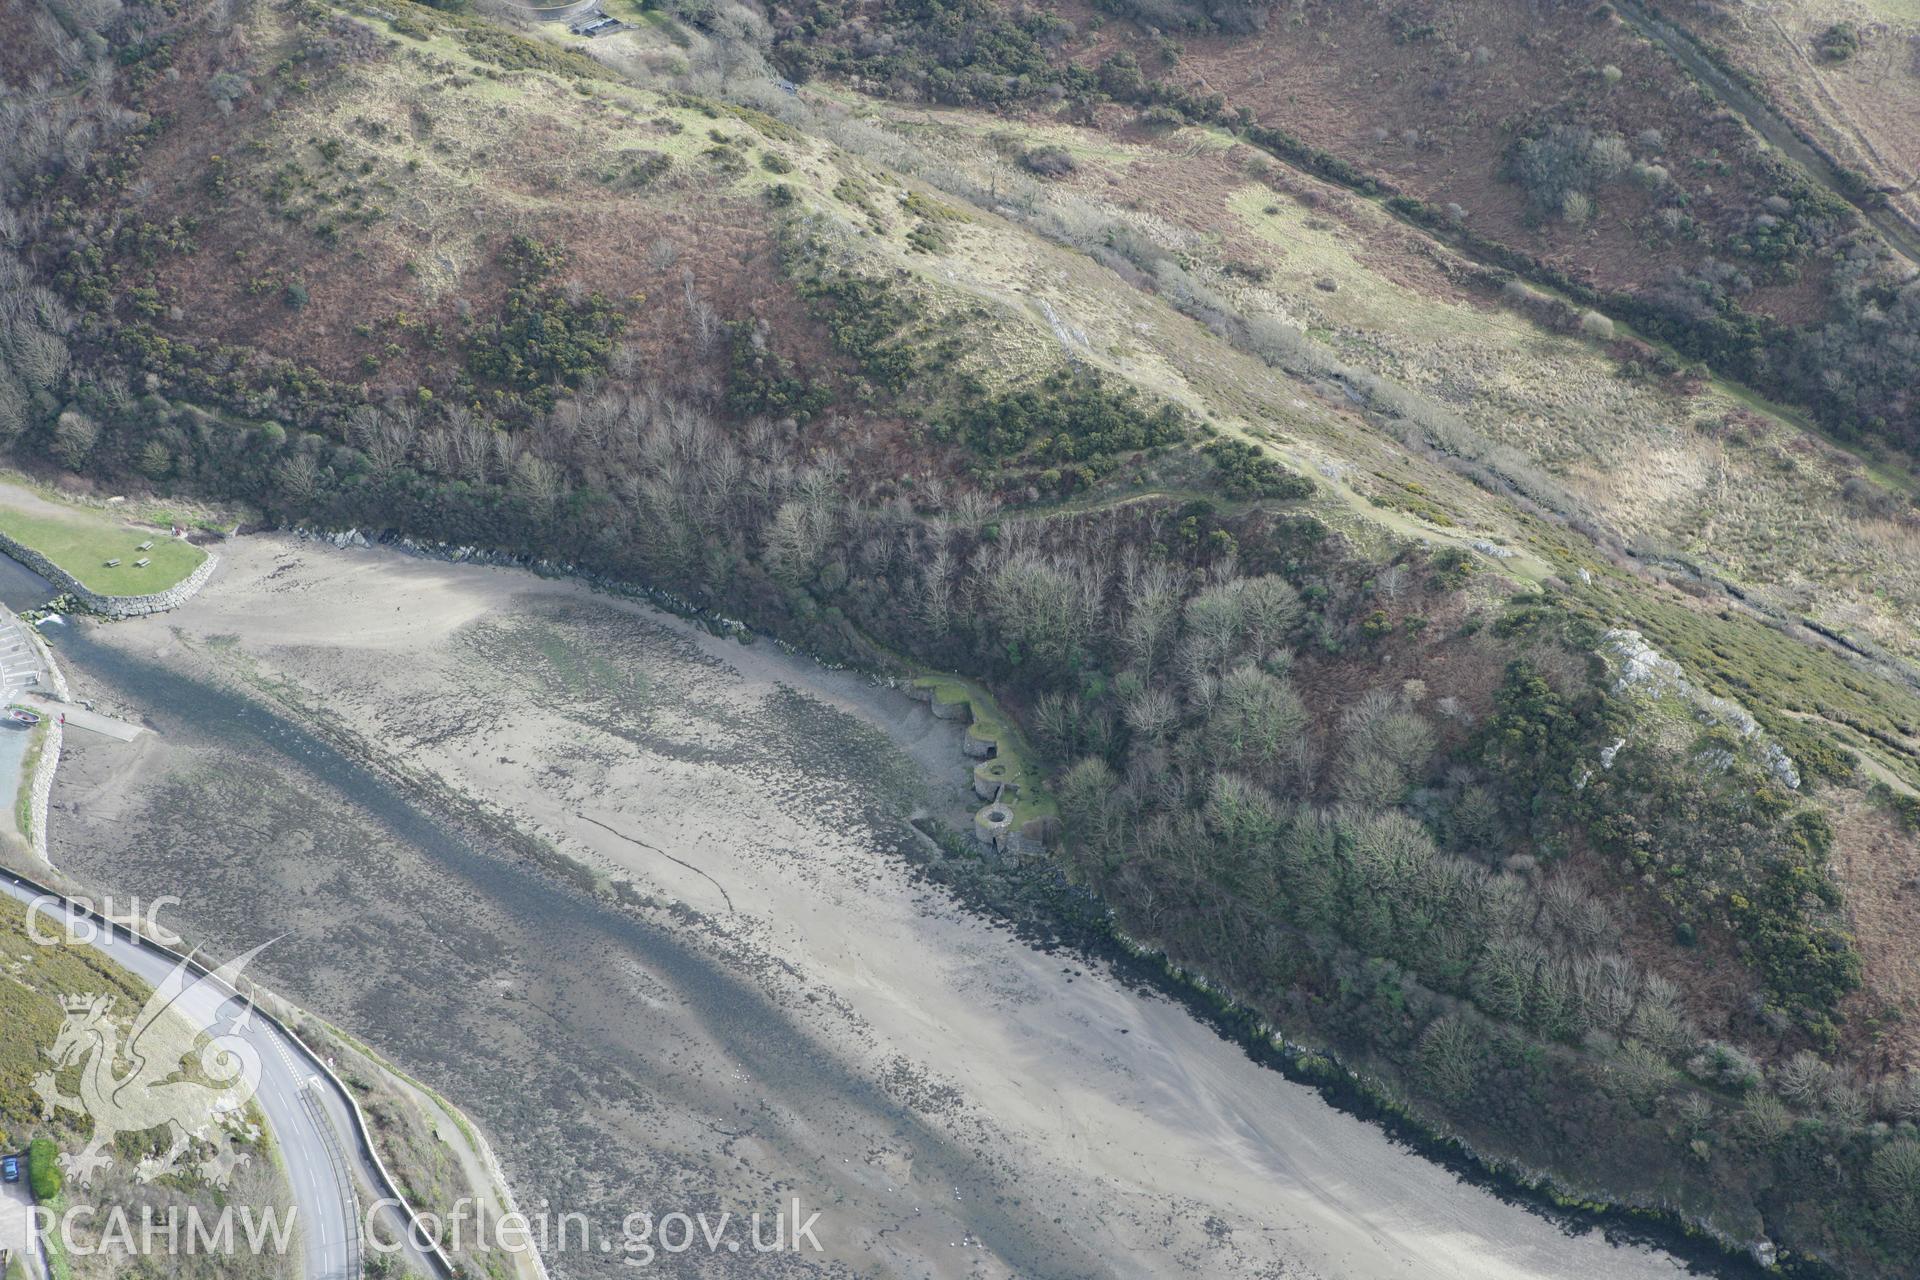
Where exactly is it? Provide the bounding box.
[4,0,1920,1273]
[0,890,292,1280]
[771,0,1920,452]
[1673,0,1920,237]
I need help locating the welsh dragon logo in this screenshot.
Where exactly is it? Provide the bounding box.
[33,943,273,1188]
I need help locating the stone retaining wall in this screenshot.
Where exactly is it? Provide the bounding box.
[0,528,218,618]
[26,620,70,700]
[25,719,61,865]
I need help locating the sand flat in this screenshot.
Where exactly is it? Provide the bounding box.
[44,534,1694,1280]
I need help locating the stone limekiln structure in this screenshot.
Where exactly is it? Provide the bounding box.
[910,679,1055,859]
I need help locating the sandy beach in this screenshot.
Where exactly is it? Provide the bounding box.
[42,534,1695,1280]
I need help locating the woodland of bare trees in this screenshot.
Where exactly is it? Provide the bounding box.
[0,0,147,449]
[4,0,1919,1266]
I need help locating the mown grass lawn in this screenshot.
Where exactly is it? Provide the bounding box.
[0,504,204,595]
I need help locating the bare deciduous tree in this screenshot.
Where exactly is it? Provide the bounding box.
[1123,684,1179,744]
[272,451,320,503]
[51,408,98,469]
[1122,560,1182,674]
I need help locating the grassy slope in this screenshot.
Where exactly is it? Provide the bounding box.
[0,894,152,1147]
[105,0,1920,1044]
[20,0,1920,1261]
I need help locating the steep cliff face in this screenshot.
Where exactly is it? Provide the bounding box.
[5,0,1920,1270]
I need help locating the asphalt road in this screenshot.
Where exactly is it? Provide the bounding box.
[0,1171,42,1280]
[0,879,440,1280]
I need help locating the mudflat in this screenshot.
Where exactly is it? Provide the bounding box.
[45,535,1691,1280]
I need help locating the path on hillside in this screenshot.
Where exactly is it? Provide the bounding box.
[1616,0,1920,267]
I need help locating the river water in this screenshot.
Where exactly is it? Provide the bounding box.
[0,554,54,613]
[36,539,1715,1280]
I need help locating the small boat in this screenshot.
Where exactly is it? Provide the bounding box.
[9,709,40,726]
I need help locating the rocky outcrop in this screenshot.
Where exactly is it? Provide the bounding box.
[1601,628,1800,790]
[0,527,218,618]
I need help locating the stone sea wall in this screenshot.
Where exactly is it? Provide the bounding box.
[24,718,61,865]
[0,527,218,618]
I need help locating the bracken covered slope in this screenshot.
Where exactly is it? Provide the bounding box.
[5,0,1920,1272]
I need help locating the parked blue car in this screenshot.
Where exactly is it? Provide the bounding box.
[1,1155,18,1183]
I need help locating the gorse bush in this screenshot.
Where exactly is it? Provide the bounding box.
[1018,145,1077,179]
[1202,437,1313,499]
[27,1136,60,1200]
[1815,21,1861,61]
[466,237,624,413]
[725,322,831,422]
[935,367,1189,462]
[773,0,1085,105]
[1504,124,1626,221]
